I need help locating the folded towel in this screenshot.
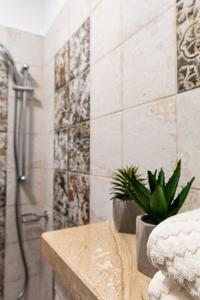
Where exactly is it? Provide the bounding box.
[147,209,200,299]
[149,271,194,300]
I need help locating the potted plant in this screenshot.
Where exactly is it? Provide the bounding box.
[128,160,195,278]
[111,166,143,234]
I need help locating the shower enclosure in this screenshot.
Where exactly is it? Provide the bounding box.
[0,43,48,300]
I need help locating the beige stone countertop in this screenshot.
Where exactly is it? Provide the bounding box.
[41,222,150,300]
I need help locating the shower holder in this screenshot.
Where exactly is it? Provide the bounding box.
[21,210,48,224]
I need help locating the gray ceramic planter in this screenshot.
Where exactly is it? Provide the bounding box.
[113,199,143,234]
[136,215,157,278]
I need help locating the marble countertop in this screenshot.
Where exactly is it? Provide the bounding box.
[41,222,150,300]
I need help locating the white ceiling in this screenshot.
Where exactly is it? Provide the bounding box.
[0,0,67,35]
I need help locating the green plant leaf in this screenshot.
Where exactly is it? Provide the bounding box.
[150,184,168,220]
[165,160,181,204]
[158,168,165,188]
[168,177,195,217]
[131,176,151,213]
[148,171,158,192]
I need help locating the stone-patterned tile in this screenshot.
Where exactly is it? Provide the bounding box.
[0,60,8,100]
[53,172,68,229]
[68,174,89,225]
[54,129,68,170]
[0,60,8,132]
[0,171,6,208]
[55,43,69,90]
[68,123,90,173]
[69,18,90,80]
[0,133,6,170]
[69,69,90,125]
[55,86,69,129]
[177,0,200,92]
[0,103,7,132]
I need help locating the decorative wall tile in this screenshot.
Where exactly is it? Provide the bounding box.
[177,0,200,92]
[0,171,6,300]
[0,61,8,100]
[69,18,90,80]
[68,174,89,225]
[68,122,90,173]
[55,43,69,90]
[69,69,90,125]
[55,86,69,129]
[54,129,68,170]
[53,172,68,229]
[0,133,6,170]
[0,171,6,208]
[54,18,91,230]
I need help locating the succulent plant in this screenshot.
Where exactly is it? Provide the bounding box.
[111,166,144,201]
[129,160,194,224]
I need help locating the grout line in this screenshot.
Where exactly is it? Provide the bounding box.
[91,4,175,68]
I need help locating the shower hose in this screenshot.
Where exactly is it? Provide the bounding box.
[13,90,29,300]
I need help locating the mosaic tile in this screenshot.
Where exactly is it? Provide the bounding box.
[68,174,89,225]
[0,171,6,208]
[69,69,90,125]
[68,122,90,173]
[69,18,90,80]
[54,129,68,170]
[55,43,69,90]
[55,86,69,129]
[177,0,200,92]
[0,60,8,100]
[0,133,6,170]
[53,172,68,229]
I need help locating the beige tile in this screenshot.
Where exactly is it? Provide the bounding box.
[91,47,122,118]
[7,28,43,67]
[91,0,121,63]
[40,262,54,300]
[91,112,122,177]
[177,88,200,189]
[181,188,200,213]
[90,175,113,222]
[4,239,41,282]
[6,168,45,206]
[44,2,71,64]
[5,203,46,244]
[121,0,175,40]
[4,275,41,300]
[122,7,177,109]
[69,0,90,37]
[123,97,177,176]
[42,132,54,169]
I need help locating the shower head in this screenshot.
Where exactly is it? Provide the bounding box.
[0,42,22,84]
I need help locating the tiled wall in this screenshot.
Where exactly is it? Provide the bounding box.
[43,0,200,230]
[53,18,90,229]
[0,60,8,300]
[0,26,47,300]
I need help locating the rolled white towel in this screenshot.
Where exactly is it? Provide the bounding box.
[147,209,200,299]
[149,271,194,300]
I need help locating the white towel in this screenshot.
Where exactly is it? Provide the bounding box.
[149,271,194,300]
[147,209,200,299]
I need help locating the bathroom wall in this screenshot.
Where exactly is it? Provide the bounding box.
[0,59,8,300]
[0,25,46,299]
[43,0,200,236]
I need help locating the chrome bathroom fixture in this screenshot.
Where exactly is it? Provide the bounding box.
[0,43,48,300]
